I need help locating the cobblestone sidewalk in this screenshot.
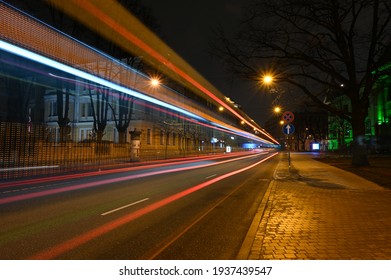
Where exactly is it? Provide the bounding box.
[240,153,391,260]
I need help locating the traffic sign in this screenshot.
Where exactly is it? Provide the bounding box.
[282,111,294,123]
[282,123,295,135]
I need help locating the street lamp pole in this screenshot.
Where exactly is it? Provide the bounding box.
[263,74,295,171]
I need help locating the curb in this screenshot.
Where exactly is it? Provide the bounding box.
[236,179,276,259]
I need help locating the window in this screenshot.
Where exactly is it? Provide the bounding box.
[49,101,57,116]
[145,105,151,116]
[88,103,93,116]
[81,103,86,117]
[146,128,151,145]
[160,130,164,145]
[80,103,94,117]
[172,132,176,146]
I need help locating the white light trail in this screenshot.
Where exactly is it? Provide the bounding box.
[0,40,205,122]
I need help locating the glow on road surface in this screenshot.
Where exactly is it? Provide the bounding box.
[29,153,278,259]
[0,152,271,205]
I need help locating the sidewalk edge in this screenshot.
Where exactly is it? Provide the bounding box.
[236,179,275,260]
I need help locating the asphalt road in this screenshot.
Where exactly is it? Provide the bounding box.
[0,151,279,259]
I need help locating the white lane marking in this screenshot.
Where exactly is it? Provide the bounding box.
[101,198,150,216]
[0,165,59,172]
[205,174,217,179]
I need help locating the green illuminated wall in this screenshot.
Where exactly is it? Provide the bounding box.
[328,62,391,151]
[376,78,391,126]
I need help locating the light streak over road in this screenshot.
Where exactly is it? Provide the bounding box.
[46,0,279,144]
[28,152,278,259]
[0,152,270,205]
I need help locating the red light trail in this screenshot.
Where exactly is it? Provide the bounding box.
[0,151,255,189]
[0,152,270,205]
[47,0,278,144]
[29,152,277,259]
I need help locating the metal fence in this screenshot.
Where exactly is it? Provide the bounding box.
[0,122,231,180]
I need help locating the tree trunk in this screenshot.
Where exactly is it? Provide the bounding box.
[56,89,70,142]
[350,102,369,166]
[117,129,127,144]
[96,130,104,143]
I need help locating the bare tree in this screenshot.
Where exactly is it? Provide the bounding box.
[110,92,135,144]
[212,0,391,166]
[7,0,160,144]
[88,86,109,143]
[56,85,71,142]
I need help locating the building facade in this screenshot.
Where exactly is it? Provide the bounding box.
[0,2,278,179]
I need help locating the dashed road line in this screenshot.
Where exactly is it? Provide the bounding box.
[101,198,150,216]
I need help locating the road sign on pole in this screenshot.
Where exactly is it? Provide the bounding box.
[282,111,295,123]
[282,123,295,135]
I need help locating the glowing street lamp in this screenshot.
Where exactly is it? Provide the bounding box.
[262,74,274,85]
[274,106,281,113]
[150,78,160,87]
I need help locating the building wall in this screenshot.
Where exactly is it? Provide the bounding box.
[327,73,391,152]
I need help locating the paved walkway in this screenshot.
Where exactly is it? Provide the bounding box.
[238,152,391,260]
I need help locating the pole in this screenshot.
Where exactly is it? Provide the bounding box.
[286,135,291,171]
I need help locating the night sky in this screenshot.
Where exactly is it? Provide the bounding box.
[142,0,274,126]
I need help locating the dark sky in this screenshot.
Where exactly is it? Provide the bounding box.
[142,0,274,126]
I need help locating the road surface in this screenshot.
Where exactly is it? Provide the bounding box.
[0,151,279,259]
